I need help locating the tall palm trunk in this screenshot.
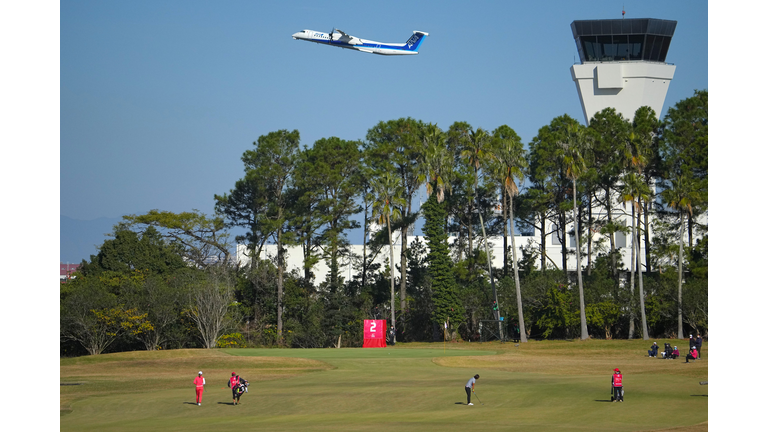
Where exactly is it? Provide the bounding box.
[400,222,407,312]
[573,178,587,340]
[606,187,617,278]
[277,227,284,345]
[467,204,474,269]
[635,201,648,339]
[687,213,694,250]
[475,170,502,340]
[387,214,397,344]
[362,204,368,289]
[559,211,568,280]
[539,214,547,271]
[478,210,502,339]
[502,191,509,277]
[643,197,652,273]
[587,195,593,276]
[509,192,527,342]
[677,209,685,339]
[628,204,636,340]
[400,194,411,314]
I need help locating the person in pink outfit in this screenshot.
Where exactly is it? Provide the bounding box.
[193,371,206,405]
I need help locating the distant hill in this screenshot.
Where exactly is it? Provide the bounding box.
[60,215,121,264]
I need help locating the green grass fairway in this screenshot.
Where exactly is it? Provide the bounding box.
[61,340,707,431]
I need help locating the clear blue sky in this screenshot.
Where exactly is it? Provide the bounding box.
[60,1,708,222]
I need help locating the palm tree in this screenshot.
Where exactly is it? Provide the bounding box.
[490,125,528,342]
[629,106,657,273]
[417,123,463,338]
[370,171,407,343]
[662,173,698,339]
[621,172,652,340]
[418,123,454,204]
[560,123,589,341]
[460,127,503,338]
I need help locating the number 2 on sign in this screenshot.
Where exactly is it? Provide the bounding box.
[369,321,376,333]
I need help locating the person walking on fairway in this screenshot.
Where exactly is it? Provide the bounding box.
[611,368,624,402]
[193,371,205,405]
[228,372,248,405]
[465,374,479,405]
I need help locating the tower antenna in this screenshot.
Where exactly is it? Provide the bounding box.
[622,5,625,19]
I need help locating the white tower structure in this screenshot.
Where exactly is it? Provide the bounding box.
[570,18,677,123]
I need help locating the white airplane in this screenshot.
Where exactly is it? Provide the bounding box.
[292,28,429,55]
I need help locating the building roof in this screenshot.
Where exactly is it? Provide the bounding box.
[60,263,80,276]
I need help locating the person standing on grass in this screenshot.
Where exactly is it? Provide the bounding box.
[465,374,479,405]
[695,334,703,358]
[611,368,623,402]
[193,371,205,406]
[228,372,248,405]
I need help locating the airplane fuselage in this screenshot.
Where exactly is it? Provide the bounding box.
[292,29,428,55]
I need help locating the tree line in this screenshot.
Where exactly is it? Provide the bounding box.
[60,90,707,355]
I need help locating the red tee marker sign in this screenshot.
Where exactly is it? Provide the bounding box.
[363,319,386,348]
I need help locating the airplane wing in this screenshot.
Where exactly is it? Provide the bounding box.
[333,29,362,45]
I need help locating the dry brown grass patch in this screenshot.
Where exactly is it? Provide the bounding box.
[60,349,331,412]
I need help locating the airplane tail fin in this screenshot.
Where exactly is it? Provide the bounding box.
[403,31,428,51]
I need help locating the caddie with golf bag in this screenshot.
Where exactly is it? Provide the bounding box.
[228,372,249,405]
[611,368,624,402]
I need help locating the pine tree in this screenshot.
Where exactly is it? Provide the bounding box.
[422,194,464,334]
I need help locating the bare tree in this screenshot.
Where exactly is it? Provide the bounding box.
[185,268,239,348]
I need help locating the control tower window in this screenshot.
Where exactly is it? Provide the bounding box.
[599,35,617,60]
[628,35,644,60]
[571,18,676,64]
[583,38,597,61]
[616,35,629,61]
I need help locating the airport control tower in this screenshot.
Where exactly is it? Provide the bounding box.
[570,18,677,124]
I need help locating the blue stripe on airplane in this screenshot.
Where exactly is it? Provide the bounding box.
[298,30,427,53]
[315,40,410,51]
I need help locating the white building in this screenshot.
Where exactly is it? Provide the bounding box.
[236,206,655,284]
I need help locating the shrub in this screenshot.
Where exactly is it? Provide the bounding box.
[216,332,245,348]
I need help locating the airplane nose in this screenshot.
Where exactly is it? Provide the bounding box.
[292,32,302,39]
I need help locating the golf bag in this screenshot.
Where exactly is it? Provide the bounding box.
[236,380,249,396]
